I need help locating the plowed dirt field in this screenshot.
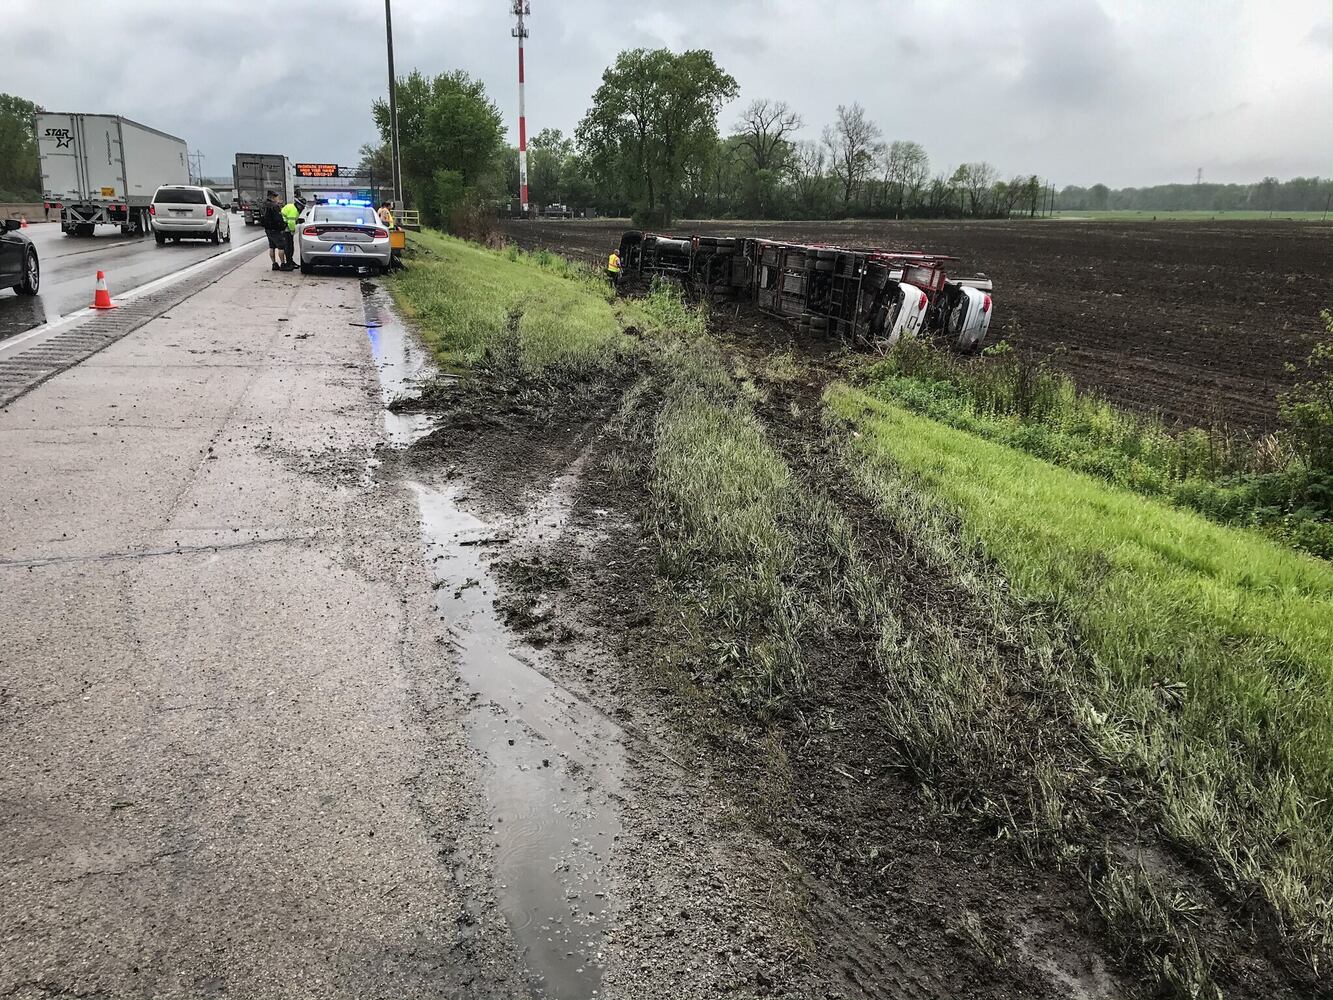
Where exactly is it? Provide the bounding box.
[499,218,1332,432]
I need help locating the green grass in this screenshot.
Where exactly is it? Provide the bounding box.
[826,383,1333,960]
[862,341,1333,560]
[392,230,630,372]
[1052,210,1330,222]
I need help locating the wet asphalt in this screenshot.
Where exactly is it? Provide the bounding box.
[0,215,267,342]
[0,257,529,997]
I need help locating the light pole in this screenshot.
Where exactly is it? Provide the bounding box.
[384,0,404,212]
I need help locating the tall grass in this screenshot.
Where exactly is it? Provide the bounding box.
[647,336,808,710]
[865,339,1333,559]
[826,383,1333,966]
[392,230,628,372]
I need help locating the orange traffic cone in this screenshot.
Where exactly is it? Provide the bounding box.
[19,216,28,228]
[91,270,117,310]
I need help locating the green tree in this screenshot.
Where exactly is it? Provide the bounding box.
[371,69,504,225]
[528,127,572,207]
[0,94,41,200]
[577,48,737,225]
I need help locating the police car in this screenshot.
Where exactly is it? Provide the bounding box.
[295,199,392,275]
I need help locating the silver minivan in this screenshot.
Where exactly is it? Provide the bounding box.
[150,185,231,245]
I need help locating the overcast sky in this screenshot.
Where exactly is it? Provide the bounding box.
[5,0,1330,188]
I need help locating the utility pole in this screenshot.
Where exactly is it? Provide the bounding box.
[384,0,404,212]
[512,1,531,215]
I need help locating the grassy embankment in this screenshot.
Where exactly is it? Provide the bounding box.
[391,231,1330,993]
[826,386,1332,972]
[390,230,631,372]
[867,340,1333,559]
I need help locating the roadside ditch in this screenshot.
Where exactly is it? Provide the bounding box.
[359,268,1318,999]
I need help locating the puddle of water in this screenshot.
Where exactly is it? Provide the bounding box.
[412,481,623,998]
[360,282,444,447]
[360,282,624,995]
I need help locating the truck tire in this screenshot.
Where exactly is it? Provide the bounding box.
[16,248,39,295]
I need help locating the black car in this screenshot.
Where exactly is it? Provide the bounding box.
[0,219,39,295]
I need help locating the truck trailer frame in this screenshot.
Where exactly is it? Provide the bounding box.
[616,230,995,352]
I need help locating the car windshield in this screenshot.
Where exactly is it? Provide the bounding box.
[154,188,205,204]
[312,207,377,225]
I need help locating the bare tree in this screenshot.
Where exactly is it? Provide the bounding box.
[881,140,929,217]
[1000,174,1027,216]
[822,102,881,208]
[734,99,803,172]
[1024,175,1042,217]
[788,140,827,215]
[951,161,998,216]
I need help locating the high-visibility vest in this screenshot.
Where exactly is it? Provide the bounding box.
[379,207,396,228]
[281,203,299,232]
[607,252,621,273]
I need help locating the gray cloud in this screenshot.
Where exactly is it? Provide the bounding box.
[3,0,1329,189]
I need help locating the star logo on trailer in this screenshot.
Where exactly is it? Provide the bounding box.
[54,134,72,149]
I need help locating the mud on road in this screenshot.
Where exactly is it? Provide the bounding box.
[499,217,1332,432]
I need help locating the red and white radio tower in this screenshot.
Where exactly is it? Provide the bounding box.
[512,1,531,214]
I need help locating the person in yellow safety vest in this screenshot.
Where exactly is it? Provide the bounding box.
[606,248,621,286]
[280,200,300,272]
[378,202,396,228]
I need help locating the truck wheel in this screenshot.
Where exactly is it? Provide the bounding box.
[155,231,166,246]
[16,249,39,295]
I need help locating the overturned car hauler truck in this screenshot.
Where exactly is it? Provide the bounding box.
[617,230,994,352]
[35,113,190,236]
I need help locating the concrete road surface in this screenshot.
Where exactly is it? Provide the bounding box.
[0,216,268,343]
[0,259,524,998]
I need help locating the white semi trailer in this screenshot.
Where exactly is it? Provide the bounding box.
[35,113,189,237]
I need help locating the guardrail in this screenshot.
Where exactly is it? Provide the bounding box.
[398,209,421,231]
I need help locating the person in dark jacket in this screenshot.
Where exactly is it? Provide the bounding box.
[260,191,291,271]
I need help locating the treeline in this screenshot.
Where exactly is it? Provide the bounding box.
[561,48,1048,224]
[1057,177,1333,213]
[365,51,1331,230]
[0,94,42,202]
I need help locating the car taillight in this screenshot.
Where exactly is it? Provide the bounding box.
[148,205,155,215]
[982,294,992,313]
[206,206,214,217]
[373,228,389,239]
[303,226,319,236]
[917,295,927,311]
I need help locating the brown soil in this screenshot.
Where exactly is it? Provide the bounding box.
[499,218,1333,432]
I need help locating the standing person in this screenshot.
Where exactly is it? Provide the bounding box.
[377,201,395,228]
[260,190,288,271]
[281,197,300,271]
[606,247,622,287]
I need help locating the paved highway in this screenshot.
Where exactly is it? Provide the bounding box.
[0,214,268,342]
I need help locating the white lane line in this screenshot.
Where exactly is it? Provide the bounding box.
[0,237,266,362]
